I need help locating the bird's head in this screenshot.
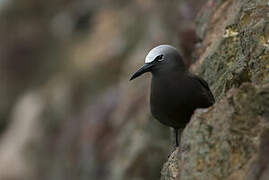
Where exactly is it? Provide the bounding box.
[130,45,185,80]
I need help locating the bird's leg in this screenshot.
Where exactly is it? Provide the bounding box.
[167,128,180,158]
[174,128,179,147]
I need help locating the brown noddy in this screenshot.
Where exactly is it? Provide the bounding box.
[130,45,215,147]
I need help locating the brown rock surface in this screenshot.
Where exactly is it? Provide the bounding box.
[161,0,269,180]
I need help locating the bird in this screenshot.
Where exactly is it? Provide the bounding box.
[130,45,215,147]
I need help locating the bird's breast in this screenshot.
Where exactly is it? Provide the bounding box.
[150,75,194,128]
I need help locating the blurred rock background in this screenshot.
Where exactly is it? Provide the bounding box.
[2,0,267,180]
[0,0,207,180]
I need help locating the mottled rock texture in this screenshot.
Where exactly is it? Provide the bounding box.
[161,0,269,180]
[1,0,267,179]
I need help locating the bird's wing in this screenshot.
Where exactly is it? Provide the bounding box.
[192,74,215,105]
[195,76,211,92]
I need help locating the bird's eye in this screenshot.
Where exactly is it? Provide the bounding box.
[155,55,164,62]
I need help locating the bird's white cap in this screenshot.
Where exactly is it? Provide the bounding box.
[145,45,178,63]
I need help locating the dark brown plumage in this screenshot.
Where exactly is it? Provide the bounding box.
[130,45,215,146]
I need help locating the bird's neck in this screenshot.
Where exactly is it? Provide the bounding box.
[151,66,186,78]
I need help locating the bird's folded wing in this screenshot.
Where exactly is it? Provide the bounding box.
[193,75,215,104]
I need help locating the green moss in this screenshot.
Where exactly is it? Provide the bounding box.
[162,1,269,179]
[198,0,269,100]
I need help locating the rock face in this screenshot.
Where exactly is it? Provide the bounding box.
[161,0,269,180]
[0,0,268,180]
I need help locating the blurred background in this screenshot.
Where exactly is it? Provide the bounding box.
[0,0,206,179]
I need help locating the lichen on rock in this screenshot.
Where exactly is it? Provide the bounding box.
[161,0,269,179]
[161,82,269,180]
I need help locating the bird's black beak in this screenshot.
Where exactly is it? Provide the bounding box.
[130,63,154,81]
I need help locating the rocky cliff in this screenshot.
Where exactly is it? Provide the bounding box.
[0,0,268,180]
[161,0,269,180]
